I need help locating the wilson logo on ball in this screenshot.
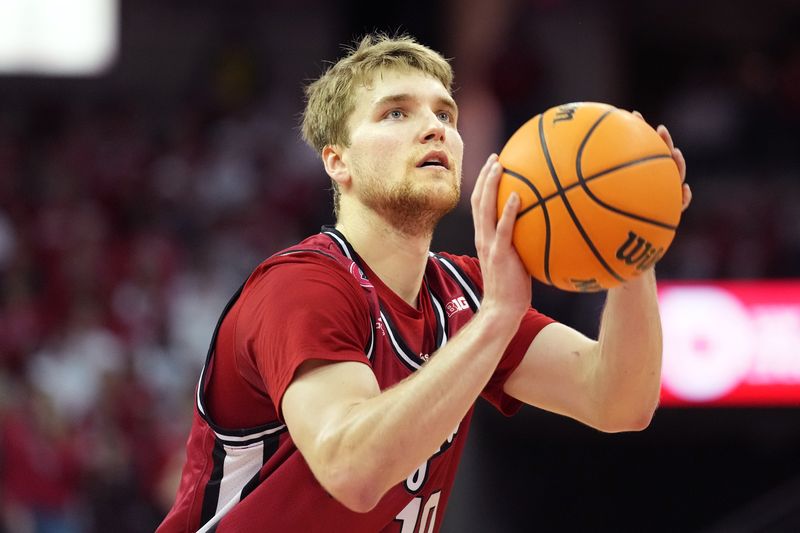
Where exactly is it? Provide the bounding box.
[615,231,664,272]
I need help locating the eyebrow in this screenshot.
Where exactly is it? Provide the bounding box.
[373,93,459,115]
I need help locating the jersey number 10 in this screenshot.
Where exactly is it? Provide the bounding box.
[394,491,441,533]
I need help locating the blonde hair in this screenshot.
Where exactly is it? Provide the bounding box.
[301,33,454,216]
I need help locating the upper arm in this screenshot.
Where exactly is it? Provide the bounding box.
[282,359,380,469]
[503,322,602,427]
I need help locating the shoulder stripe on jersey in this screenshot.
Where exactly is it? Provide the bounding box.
[277,248,339,261]
[321,229,378,360]
[432,254,482,311]
[279,248,334,257]
[323,228,354,260]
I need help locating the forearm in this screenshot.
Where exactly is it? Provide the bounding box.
[593,269,662,431]
[315,307,520,510]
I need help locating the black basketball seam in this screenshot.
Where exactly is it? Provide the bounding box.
[538,113,625,283]
[503,167,553,285]
[517,153,673,217]
[576,111,678,231]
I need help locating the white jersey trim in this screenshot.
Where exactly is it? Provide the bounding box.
[324,230,353,260]
[432,254,482,310]
[380,310,422,370]
[429,290,448,346]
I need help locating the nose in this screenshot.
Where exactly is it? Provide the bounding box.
[419,111,446,144]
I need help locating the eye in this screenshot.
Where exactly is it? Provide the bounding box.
[385,109,406,120]
[437,111,453,123]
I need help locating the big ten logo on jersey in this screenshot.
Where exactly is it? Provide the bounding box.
[395,424,460,533]
[616,230,664,272]
[445,296,469,318]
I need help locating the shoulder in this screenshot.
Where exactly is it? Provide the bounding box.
[231,251,374,357]
[244,251,369,310]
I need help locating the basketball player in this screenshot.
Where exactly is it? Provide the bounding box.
[158,34,691,532]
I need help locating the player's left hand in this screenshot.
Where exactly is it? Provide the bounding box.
[656,124,691,212]
[632,111,692,212]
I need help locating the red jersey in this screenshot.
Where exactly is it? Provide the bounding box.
[158,228,554,533]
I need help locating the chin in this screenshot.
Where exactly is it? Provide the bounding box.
[422,191,460,217]
[430,184,461,209]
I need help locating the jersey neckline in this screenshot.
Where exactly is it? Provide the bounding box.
[321,226,447,371]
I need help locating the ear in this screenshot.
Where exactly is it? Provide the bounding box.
[322,145,350,187]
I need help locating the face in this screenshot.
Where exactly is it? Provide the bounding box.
[336,68,464,236]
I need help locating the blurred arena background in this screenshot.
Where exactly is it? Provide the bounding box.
[1,0,800,531]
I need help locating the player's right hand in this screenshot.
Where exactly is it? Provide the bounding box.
[470,153,531,323]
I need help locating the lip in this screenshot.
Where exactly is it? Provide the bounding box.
[416,150,450,170]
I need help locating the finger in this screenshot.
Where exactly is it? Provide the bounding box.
[472,154,498,253]
[472,154,496,243]
[632,110,645,122]
[495,192,519,245]
[657,124,675,151]
[681,183,692,212]
[480,161,503,233]
[471,154,496,211]
[673,147,686,183]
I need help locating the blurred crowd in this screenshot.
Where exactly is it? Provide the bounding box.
[0,91,329,530]
[1,2,799,532]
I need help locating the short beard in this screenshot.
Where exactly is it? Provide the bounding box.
[360,173,460,239]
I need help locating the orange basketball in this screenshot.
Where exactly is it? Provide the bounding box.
[497,102,682,292]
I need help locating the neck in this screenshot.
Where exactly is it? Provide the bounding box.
[336,209,432,307]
